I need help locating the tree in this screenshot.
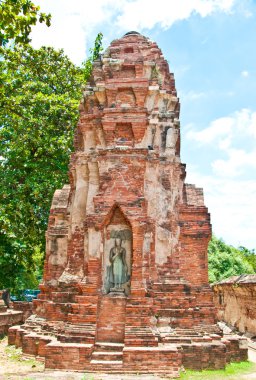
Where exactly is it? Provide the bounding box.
[82,32,103,81]
[0,34,103,293]
[237,246,256,272]
[0,0,51,47]
[208,235,255,283]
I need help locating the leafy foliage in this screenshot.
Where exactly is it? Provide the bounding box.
[82,32,103,81]
[0,0,51,47]
[208,235,255,283]
[0,34,103,293]
[237,245,256,272]
[0,46,83,292]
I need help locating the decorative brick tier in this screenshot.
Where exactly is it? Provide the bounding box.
[8,31,247,375]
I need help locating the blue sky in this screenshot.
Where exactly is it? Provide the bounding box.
[31,0,256,249]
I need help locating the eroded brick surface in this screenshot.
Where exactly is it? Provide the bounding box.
[8,32,247,375]
[213,275,256,336]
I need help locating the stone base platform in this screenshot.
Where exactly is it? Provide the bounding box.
[8,319,248,376]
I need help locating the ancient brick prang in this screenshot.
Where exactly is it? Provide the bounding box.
[8,32,247,375]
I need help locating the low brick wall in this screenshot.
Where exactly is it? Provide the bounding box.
[0,301,33,336]
[0,310,24,335]
[12,301,33,322]
[212,275,256,336]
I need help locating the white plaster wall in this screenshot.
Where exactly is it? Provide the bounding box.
[88,228,102,258]
[144,162,181,265]
[48,237,68,266]
[86,162,100,214]
[71,163,89,230]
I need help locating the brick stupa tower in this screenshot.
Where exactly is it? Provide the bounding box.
[9,32,247,375]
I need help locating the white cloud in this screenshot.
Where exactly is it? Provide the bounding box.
[196,109,256,177]
[31,0,125,63]
[185,108,256,247]
[186,109,256,168]
[182,90,207,102]
[218,137,231,150]
[212,148,256,177]
[186,116,234,143]
[241,70,249,77]
[31,15,87,63]
[116,0,236,31]
[31,0,238,63]
[186,168,256,249]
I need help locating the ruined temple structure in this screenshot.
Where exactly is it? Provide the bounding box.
[9,32,247,376]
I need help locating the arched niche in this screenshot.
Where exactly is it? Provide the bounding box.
[165,126,179,155]
[120,65,136,78]
[161,125,179,155]
[102,206,132,296]
[84,95,100,114]
[115,122,134,146]
[116,87,136,107]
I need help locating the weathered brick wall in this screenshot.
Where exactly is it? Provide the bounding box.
[212,275,256,335]
[12,302,33,321]
[0,310,24,335]
[0,293,26,335]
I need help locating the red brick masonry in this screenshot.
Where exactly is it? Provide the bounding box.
[8,32,247,376]
[0,297,27,335]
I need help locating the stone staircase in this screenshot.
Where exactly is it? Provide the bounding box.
[125,326,158,346]
[90,341,124,370]
[57,323,96,344]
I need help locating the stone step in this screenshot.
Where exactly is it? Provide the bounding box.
[175,328,218,335]
[162,337,192,344]
[63,329,96,336]
[74,295,98,303]
[59,323,96,342]
[125,335,158,346]
[125,318,152,326]
[126,299,154,307]
[90,359,123,368]
[67,314,97,324]
[71,304,97,315]
[57,334,95,344]
[94,341,124,351]
[51,292,77,303]
[125,328,154,332]
[125,332,157,337]
[151,283,189,291]
[92,350,123,361]
[64,324,96,334]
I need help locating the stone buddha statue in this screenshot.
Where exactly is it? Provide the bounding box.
[109,238,128,289]
[105,236,129,293]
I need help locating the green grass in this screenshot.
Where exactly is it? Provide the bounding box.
[4,343,40,366]
[4,344,23,361]
[180,361,256,379]
[80,374,95,380]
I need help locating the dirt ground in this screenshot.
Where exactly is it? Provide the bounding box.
[1,336,256,380]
